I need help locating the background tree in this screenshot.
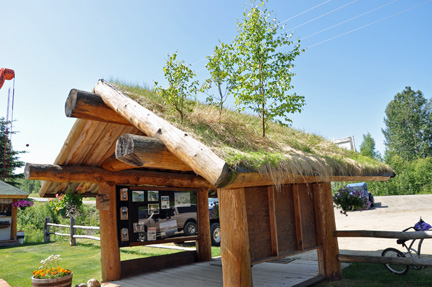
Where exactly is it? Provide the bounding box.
[231,0,305,137]
[201,42,235,121]
[17,178,41,194]
[0,118,24,186]
[382,86,432,161]
[360,132,380,159]
[154,52,199,124]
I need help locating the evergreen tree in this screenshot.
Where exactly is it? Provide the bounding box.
[0,118,25,186]
[360,132,380,159]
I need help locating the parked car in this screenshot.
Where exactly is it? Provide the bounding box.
[139,205,198,240]
[142,199,221,246]
[346,182,374,207]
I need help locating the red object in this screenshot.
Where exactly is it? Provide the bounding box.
[0,68,15,90]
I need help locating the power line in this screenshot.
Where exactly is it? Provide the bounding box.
[286,0,358,32]
[302,0,398,41]
[280,0,331,24]
[191,1,332,66]
[192,0,336,67]
[307,0,432,48]
[192,56,207,66]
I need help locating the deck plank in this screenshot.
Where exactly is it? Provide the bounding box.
[109,258,319,287]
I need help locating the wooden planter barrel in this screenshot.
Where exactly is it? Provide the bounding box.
[31,273,73,287]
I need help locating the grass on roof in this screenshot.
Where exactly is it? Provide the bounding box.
[112,81,392,179]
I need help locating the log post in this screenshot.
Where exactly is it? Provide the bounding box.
[70,217,76,246]
[218,187,253,287]
[267,186,279,256]
[11,199,17,240]
[293,185,304,251]
[196,188,212,262]
[314,182,342,280]
[98,181,121,281]
[115,134,192,171]
[44,217,51,243]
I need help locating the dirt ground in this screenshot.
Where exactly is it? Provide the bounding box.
[291,194,432,260]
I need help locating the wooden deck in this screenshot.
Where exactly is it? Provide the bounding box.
[109,257,322,287]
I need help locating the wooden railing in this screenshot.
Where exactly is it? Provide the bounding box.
[335,230,432,267]
[44,217,100,246]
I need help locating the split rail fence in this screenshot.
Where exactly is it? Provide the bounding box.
[335,230,432,267]
[44,217,100,246]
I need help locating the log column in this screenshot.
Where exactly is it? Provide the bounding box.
[218,187,252,287]
[196,188,212,262]
[98,181,121,281]
[11,199,17,240]
[314,182,342,280]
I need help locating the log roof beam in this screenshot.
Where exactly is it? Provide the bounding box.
[25,163,213,189]
[65,89,132,126]
[115,134,193,172]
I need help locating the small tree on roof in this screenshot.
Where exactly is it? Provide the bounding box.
[155,52,199,124]
[201,42,236,121]
[231,0,305,137]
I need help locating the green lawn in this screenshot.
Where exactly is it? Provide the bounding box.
[314,262,432,287]
[4,240,432,287]
[0,240,221,287]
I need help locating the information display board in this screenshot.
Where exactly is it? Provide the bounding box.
[117,186,198,247]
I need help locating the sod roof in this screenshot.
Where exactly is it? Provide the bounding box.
[36,80,394,197]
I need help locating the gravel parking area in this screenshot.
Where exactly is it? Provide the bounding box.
[336,194,432,256]
[290,194,432,261]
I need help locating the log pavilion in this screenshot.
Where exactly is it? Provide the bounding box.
[25,80,394,286]
[0,181,29,246]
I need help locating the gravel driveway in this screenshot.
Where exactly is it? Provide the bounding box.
[336,194,432,256]
[290,194,432,261]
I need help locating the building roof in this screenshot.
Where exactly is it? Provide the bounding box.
[31,80,394,197]
[0,181,29,199]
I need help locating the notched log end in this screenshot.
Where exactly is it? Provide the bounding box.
[115,134,144,166]
[65,89,78,117]
[215,164,237,188]
[24,162,32,180]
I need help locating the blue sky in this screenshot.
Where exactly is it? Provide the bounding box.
[1,0,431,171]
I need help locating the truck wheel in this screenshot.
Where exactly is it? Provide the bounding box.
[210,223,221,246]
[184,222,197,236]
